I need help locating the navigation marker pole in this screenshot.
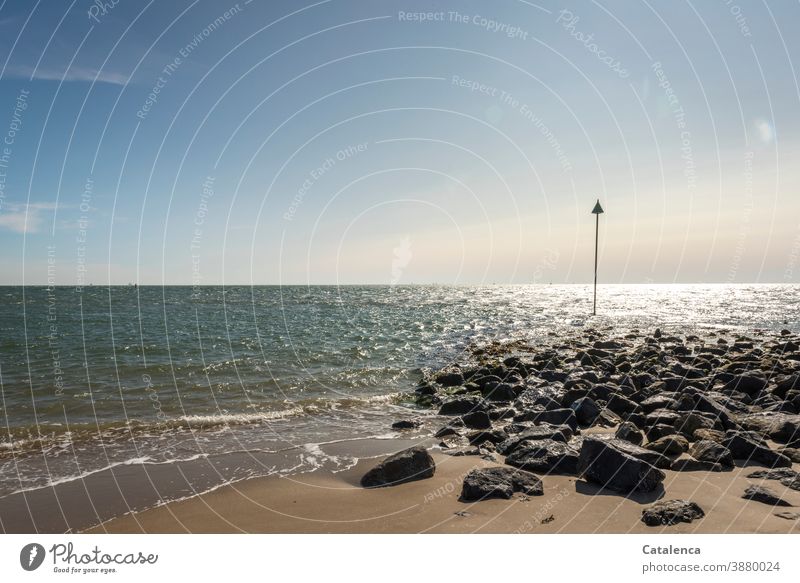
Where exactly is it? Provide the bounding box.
[591,199,604,316]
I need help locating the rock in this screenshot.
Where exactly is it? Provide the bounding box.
[434,370,465,387]
[692,394,735,429]
[596,436,672,469]
[361,446,435,488]
[438,396,487,416]
[742,484,793,506]
[689,440,734,468]
[646,409,681,426]
[460,467,543,501]
[670,458,724,472]
[782,476,800,492]
[392,419,422,430]
[641,500,705,526]
[571,396,601,425]
[775,511,800,520]
[467,429,508,445]
[779,447,800,463]
[646,435,689,456]
[723,432,792,468]
[641,395,679,413]
[434,423,462,438]
[482,382,517,402]
[693,428,725,443]
[746,468,797,480]
[578,436,665,493]
[515,408,578,431]
[645,424,677,442]
[496,425,572,455]
[724,373,768,396]
[461,410,492,429]
[737,413,800,443]
[606,394,639,415]
[488,407,516,421]
[615,421,644,445]
[674,413,715,438]
[505,439,580,474]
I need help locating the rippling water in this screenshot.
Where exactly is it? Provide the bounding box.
[0,284,797,497]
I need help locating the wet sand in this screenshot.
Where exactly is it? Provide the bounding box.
[83,442,800,534]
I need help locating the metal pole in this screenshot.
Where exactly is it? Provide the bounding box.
[593,212,599,316]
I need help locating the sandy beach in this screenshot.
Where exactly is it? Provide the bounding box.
[84,441,800,534]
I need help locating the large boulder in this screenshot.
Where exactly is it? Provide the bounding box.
[570,397,601,425]
[482,382,518,402]
[461,410,492,429]
[689,440,734,468]
[438,396,487,416]
[505,439,580,474]
[674,413,715,438]
[615,421,644,445]
[723,432,792,468]
[641,500,705,526]
[595,436,671,469]
[433,369,465,387]
[361,446,435,488]
[724,373,768,396]
[515,408,578,431]
[496,425,572,455]
[460,467,543,501]
[578,436,665,493]
[646,435,689,456]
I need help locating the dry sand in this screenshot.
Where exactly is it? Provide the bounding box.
[85,442,800,534]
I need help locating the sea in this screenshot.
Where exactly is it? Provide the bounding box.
[0,284,797,503]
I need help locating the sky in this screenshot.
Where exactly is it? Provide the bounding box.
[0,0,799,285]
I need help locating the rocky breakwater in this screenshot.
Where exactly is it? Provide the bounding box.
[381,327,800,527]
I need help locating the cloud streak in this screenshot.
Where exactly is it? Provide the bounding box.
[0,202,59,233]
[7,64,130,86]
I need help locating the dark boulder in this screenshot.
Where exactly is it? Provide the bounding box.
[515,408,578,431]
[641,500,705,526]
[782,476,800,492]
[578,436,665,493]
[461,410,492,429]
[723,432,792,468]
[434,370,465,387]
[361,446,435,488]
[466,429,508,445]
[460,467,543,501]
[689,440,734,468]
[392,419,422,430]
[438,396,487,416]
[505,439,580,474]
[482,382,518,402]
[646,409,681,426]
[570,396,601,425]
[615,421,644,445]
[746,468,797,480]
[742,484,793,506]
[674,413,715,438]
[724,373,768,396]
[496,425,572,455]
[596,437,672,469]
[646,435,689,456]
[606,394,639,416]
[645,424,677,442]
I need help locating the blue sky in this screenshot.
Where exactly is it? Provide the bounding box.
[0,0,799,284]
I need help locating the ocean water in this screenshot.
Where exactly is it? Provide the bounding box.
[0,284,798,499]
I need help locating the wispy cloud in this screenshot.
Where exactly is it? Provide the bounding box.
[0,202,59,234]
[7,64,130,86]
